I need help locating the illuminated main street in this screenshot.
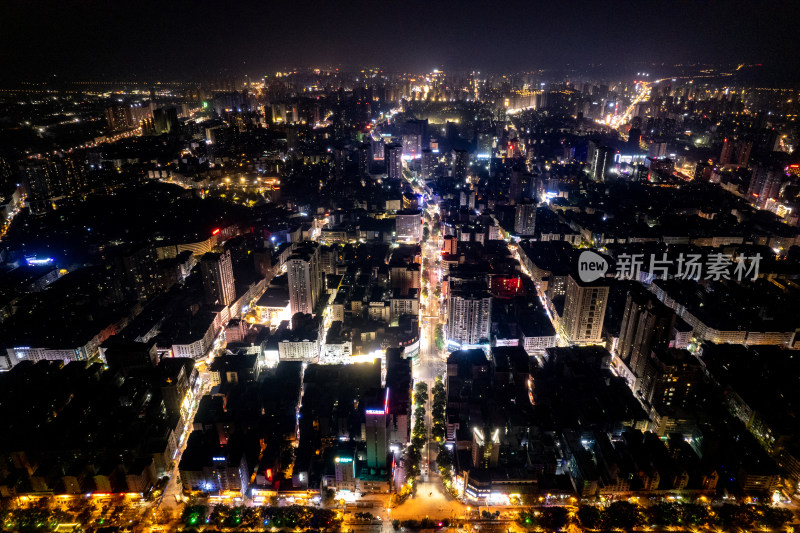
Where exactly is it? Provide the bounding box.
[607,80,652,133]
[149,368,210,524]
[391,166,466,521]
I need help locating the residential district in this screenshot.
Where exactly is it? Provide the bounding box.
[0,64,799,533]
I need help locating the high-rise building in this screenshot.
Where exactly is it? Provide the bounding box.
[331,148,346,181]
[471,426,500,468]
[442,235,457,255]
[720,138,753,167]
[333,453,356,490]
[20,160,57,215]
[371,137,385,161]
[395,209,422,242]
[590,146,614,181]
[105,104,132,132]
[102,338,159,369]
[284,123,301,150]
[736,140,753,167]
[390,264,420,296]
[421,149,435,180]
[286,242,322,315]
[587,139,600,168]
[628,127,642,147]
[402,119,428,152]
[694,161,713,181]
[452,149,468,181]
[509,167,525,203]
[179,433,249,495]
[617,289,675,393]
[110,242,160,302]
[459,190,476,209]
[639,348,701,407]
[561,274,609,344]
[646,142,668,160]
[514,199,537,236]
[104,102,152,132]
[477,131,493,156]
[385,143,403,180]
[447,290,492,347]
[385,349,412,449]
[365,388,389,468]
[402,134,421,158]
[719,138,734,165]
[20,155,87,215]
[153,107,179,134]
[200,250,236,306]
[318,245,338,276]
[747,163,785,208]
[357,143,370,177]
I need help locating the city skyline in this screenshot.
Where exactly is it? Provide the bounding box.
[1,3,800,531]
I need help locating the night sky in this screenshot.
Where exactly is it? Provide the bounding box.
[1,0,799,82]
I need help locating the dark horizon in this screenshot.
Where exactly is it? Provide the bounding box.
[2,0,800,84]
